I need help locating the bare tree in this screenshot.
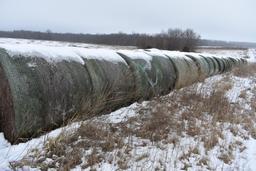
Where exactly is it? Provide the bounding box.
[182,29,201,52]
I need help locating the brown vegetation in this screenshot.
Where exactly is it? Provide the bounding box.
[232,63,256,77]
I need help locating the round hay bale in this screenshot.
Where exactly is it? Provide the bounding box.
[144,49,177,94]
[209,57,220,75]
[224,58,232,71]
[200,54,220,75]
[117,51,153,99]
[227,57,235,67]
[0,48,93,142]
[185,54,209,80]
[79,49,135,115]
[213,56,225,74]
[164,51,199,89]
[241,58,247,64]
[118,49,176,98]
[199,55,215,76]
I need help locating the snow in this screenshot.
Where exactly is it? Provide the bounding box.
[118,49,153,62]
[27,62,37,68]
[153,49,200,58]
[0,122,80,169]
[247,49,256,63]
[225,76,252,104]
[0,44,86,64]
[0,44,128,64]
[75,48,127,64]
[0,38,135,50]
[98,102,140,124]
[148,48,241,60]
[242,138,256,170]
[197,47,256,63]
[197,48,248,59]
[0,38,135,64]
[143,48,170,58]
[195,75,224,97]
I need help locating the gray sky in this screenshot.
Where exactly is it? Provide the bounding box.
[0,0,255,42]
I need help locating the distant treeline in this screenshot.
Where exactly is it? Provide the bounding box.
[0,29,200,52]
[1,30,256,51]
[199,39,256,49]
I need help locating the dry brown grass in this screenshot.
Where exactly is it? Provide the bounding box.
[218,152,234,164]
[81,148,104,169]
[128,80,232,147]
[202,132,220,150]
[135,102,179,142]
[179,146,200,161]
[232,63,256,77]
[11,120,126,170]
[198,157,209,166]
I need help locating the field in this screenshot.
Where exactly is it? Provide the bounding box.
[0,39,255,170]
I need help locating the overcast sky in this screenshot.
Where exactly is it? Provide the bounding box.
[0,0,255,42]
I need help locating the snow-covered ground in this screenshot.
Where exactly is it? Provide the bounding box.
[0,39,255,170]
[0,38,136,50]
[197,47,256,63]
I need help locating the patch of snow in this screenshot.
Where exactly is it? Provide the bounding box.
[240,138,256,170]
[0,44,127,64]
[225,76,252,103]
[27,62,37,68]
[143,48,170,58]
[75,48,126,64]
[118,49,153,62]
[0,38,129,50]
[197,48,248,59]
[247,49,256,63]
[98,102,143,124]
[196,74,224,97]
[0,44,86,64]
[0,122,81,169]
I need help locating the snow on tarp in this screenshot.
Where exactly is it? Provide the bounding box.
[0,44,126,64]
[75,48,127,64]
[0,44,85,64]
[142,48,170,58]
[118,49,153,61]
[247,49,256,63]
